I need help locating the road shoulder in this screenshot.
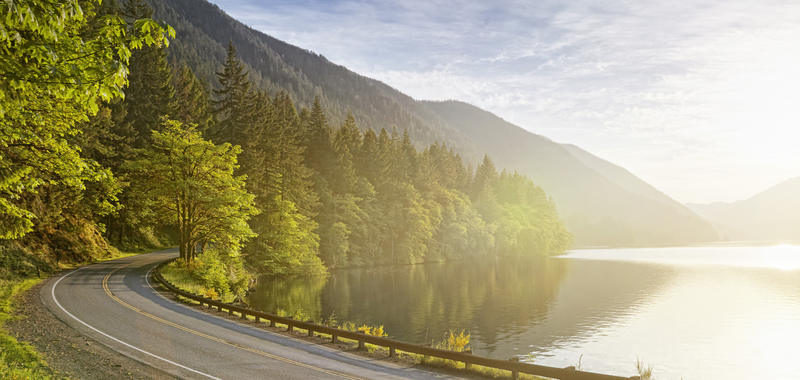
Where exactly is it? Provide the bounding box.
[6,276,177,380]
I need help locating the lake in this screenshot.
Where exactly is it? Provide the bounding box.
[248,245,800,379]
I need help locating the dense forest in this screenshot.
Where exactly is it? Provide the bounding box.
[1,0,571,298]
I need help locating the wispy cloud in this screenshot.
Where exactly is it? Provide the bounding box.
[210,0,800,203]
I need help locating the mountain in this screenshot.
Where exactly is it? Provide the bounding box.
[146,0,480,162]
[560,144,697,217]
[422,101,718,246]
[146,0,719,247]
[686,176,800,242]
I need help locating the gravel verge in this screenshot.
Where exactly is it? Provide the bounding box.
[5,277,177,380]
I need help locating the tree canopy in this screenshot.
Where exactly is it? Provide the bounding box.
[127,121,257,260]
[0,0,174,239]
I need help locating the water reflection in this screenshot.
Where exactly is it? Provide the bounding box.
[249,256,571,352]
[249,246,800,379]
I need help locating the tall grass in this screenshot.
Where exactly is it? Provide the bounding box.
[636,357,654,380]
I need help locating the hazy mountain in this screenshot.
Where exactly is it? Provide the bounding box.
[560,144,697,217]
[148,0,719,247]
[423,101,718,246]
[686,176,800,241]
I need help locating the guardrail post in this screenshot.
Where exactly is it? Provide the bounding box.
[358,331,366,350]
[287,317,294,332]
[241,310,247,319]
[332,333,338,344]
[255,316,260,323]
[228,307,233,316]
[509,357,520,380]
[306,321,314,337]
[389,347,396,357]
[463,349,472,369]
[270,319,275,327]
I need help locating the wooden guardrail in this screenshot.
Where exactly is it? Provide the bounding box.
[154,258,640,380]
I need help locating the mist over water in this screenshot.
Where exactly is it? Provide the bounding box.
[249,246,800,379]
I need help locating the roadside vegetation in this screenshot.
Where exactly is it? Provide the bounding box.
[1,0,571,377]
[0,277,52,380]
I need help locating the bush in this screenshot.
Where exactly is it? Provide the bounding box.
[162,247,252,303]
[435,329,470,352]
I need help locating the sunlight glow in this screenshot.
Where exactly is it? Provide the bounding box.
[759,245,800,271]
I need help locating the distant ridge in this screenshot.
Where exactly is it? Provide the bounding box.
[687,176,800,241]
[423,100,718,246]
[147,0,719,246]
[560,144,697,217]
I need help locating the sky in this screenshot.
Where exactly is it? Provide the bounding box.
[207,0,800,204]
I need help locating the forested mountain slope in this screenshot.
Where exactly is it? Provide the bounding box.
[147,0,718,246]
[146,0,480,162]
[423,101,718,246]
[686,176,800,241]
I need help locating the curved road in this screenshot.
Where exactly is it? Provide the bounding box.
[42,249,462,379]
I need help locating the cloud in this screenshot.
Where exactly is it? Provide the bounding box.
[209,0,800,203]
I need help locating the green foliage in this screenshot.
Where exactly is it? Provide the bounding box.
[121,0,176,149]
[0,242,51,281]
[0,0,174,240]
[323,310,339,327]
[195,248,231,296]
[127,121,258,260]
[161,250,249,302]
[172,63,214,134]
[304,107,570,269]
[250,196,325,276]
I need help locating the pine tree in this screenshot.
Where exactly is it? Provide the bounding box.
[212,42,253,148]
[271,92,318,217]
[121,0,175,149]
[172,63,214,134]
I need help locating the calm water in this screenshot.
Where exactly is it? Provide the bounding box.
[249,245,800,379]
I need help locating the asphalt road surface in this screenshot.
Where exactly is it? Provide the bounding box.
[43,249,464,379]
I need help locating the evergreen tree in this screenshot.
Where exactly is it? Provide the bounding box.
[271,92,318,217]
[121,0,176,148]
[212,42,253,148]
[172,63,214,134]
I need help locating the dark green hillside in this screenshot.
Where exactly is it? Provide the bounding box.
[423,100,718,246]
[145,0,480,161]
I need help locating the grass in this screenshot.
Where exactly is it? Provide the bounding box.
[159,260,237,303]
[636,357,655,380]
[0,278,54,380]
[0,244,170,380]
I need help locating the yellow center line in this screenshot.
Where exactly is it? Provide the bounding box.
[103,267,365,380]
